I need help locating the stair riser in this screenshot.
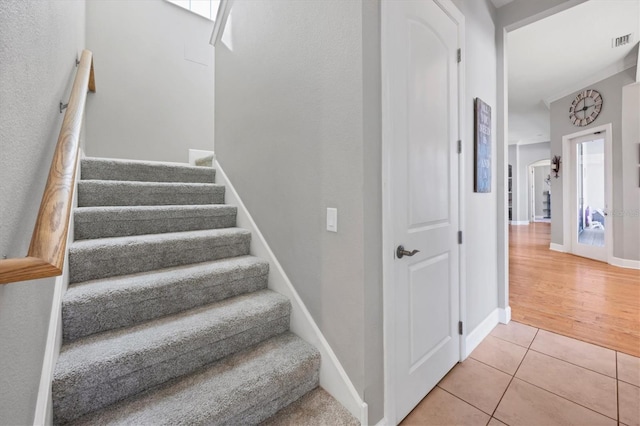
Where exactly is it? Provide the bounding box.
[69,233,250,283]
[74,210,237,239]
[63,272,268,341]
[77,181,225,207]
[81,159,215,183]
[53,316,290,424]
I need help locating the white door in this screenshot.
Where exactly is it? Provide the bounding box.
[384,0,461,422]
[569,133,609,262]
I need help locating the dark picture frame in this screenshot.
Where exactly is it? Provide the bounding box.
[474,97,492,193]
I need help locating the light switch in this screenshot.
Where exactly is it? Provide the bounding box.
[326,208,338,232]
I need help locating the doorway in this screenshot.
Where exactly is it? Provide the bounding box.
[528,160,551,223]
[562,124,613,263]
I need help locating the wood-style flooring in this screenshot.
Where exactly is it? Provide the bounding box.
[509,223,640,357]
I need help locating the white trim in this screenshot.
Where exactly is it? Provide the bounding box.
[214,160,367,424]
[549,243,567,253]
[509,220,529,225]
[463,309,499,359]
[33,154,81,426]
[562,123,614,264]
[610,257,640,270]
[499,307,511,324]
[533,217,551,223]
[33,273,65,426]
[381,1,465,423]
[210,0,233,46]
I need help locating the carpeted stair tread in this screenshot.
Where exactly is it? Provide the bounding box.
[74,204,237,239]
[68,332,320,426]
[53,290,291,424]
[78,180,225,207]
[69,228,251,283]
[261,387,359,426]
[81,157,215,183]
[63,256,269,341]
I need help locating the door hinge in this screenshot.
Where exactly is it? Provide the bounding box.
[458,231,463,244]
[458,321,464,335]
[457,49,461,63]
[457,140,462,154]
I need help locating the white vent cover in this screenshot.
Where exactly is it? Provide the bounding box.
[612,33,634,48]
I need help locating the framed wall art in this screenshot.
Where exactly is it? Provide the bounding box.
[474,97,492,193]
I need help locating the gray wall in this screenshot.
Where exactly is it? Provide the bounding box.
[621,83,640,261]
[85,0,214,163]
[550,67,638,260]
[452,0,500,332]
[216,1,499,421]
[214,0,377,419]
[0,1,86,424]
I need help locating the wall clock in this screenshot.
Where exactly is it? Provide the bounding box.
[569,89,603,127]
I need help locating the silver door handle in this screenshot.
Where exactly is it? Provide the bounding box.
[397,245,420,259]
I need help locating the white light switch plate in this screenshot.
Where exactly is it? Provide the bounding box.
[326,208,338,232]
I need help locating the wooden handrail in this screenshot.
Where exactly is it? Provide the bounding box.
[0,50,95,285]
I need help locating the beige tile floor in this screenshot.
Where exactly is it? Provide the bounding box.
[402,321,640,426]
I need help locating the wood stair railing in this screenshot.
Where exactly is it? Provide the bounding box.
[0,49,95,285]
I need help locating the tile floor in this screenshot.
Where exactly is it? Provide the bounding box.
[402,321,640,426]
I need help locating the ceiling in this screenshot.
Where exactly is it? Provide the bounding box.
[490,0,514,8]
[507,0,639,145]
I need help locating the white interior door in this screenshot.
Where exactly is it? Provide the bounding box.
[384,0,461,422]
[569,133,609,262]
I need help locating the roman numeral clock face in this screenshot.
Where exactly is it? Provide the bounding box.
[569,89,603,126]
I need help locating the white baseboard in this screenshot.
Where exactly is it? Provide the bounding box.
[463,308,500,359]
[33,154,80,426]
[549,243,567,252]
[610,257,640,270]
[214,160,368,424]
[499,306,511,324]
[509,221,530,225]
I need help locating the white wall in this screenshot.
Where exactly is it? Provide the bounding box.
[550,67,638,260]
[85,0,214,163]
[0,1,85,424]
[452,0,500,332]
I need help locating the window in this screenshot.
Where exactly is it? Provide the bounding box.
[166,0,221,21]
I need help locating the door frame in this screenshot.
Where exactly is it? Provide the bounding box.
[381,0,466,423]
[561,123,613,263]
[528,160,551,223]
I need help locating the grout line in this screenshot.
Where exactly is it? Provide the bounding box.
[527,347,617,380]
[437,386,494,418]
[513,377,619,422]
[490,329,538,418]
[489,333,533,349]
[468,356,517,376]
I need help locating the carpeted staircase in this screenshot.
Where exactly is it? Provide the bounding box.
[51,157,332,425]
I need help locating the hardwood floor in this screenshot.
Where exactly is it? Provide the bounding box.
[509,223,640,357]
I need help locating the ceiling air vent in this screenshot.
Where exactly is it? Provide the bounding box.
[612,33,633,48]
